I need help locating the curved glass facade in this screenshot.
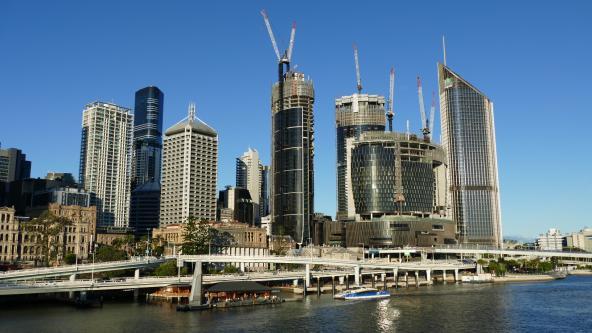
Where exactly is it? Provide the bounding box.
[350,132,446,219]
[335,95,385,220]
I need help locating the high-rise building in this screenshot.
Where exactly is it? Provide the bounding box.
[159,104,218,226]
[335,94,386,220]
[236,148,269,224]
[0,147,31,183]
[45,172,76,186]
[438,64,502,247]
[260,165,270,217]
[79,102,133,227]
[132,86,164,187]
[129,181,160,237]
[271,69,315,244]
[216,185,254,224]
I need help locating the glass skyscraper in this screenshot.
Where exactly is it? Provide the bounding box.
[132,86,164,187]
[438,64,502,247]
[335,94,385,220]
[271,70,315,244]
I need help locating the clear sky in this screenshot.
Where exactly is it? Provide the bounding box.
[1,1,591,239]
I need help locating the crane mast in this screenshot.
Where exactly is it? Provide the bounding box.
[387,67,395,132]
[429,91,436,141]
[417,76,430,139]
[353,44,362,94]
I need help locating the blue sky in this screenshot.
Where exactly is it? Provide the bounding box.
[1,1,591,238]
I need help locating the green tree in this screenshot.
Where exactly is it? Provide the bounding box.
[180,217,235,255]
[64,253,77,265]
[94,244,128,262]
[153,260,187,276]
[28,210,73,266]
[222,265,239,274]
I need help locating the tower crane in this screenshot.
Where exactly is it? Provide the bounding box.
[417,76,431,140]
[387,68,395,132]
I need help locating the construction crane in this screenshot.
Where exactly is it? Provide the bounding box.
[429,91,436,141]
[287,22,296,63]
[353,44,362,94]
[261,9,281,62]
[387,67,395,132]
[417,76,431,140]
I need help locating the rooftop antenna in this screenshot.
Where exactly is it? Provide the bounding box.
[353,43,362,94]
[188,102,196,124]
[442,35,447,66]
[387,67,395,132]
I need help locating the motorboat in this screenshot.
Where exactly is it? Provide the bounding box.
[334,287,391,300]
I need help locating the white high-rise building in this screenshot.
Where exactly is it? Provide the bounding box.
[79,102,133,227]
[159,104,218,226]
[236,148,264,221]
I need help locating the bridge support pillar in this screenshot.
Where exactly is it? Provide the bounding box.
[393,268,399,289]
[382,273,387,289]
[346,275,350,290]
[240,262,245,273]
[387,254,391,262]
[293,279,299,287]
[371,274,375,288]
[405,272,409,288]
[189,262,203,305]
[415,271,419,287]
[426,270,432,285]
[316,277,321,296]
[332,276,336,295]
[134,269,140,280]
[339,276,344,285]
[354,266,361,286]
[443,270,447,283]
[69,274,76,299]
[454,269,459,282]
[305,264,311,288]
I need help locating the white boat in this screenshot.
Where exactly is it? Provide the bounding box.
[334,287,391,300]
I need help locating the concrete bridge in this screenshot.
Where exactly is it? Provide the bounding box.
[0,257,165,281]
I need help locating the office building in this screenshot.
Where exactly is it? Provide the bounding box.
[216,186,254,225]
[132,86,164,187]
[271,69,315,244]
[260,165,270,217]
[45,172,76,186]
[438,64,502,247]
[565,228,592,252]
[0,147,31,183]
[79,102,133,227]
[236,148,269,223]
[159,104,218,226]
[335,94,385,221]
[129,181,160,237]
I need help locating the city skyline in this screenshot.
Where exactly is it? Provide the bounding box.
[1,1,591,237]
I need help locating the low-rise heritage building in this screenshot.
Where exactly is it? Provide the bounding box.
[0,203,96,264]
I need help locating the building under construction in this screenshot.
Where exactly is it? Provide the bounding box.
[262,11,315,244]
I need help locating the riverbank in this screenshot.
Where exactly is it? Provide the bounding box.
[492,274,557,283]
[568,269,592,276]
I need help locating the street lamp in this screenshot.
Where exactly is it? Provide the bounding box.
[91,243,98,283]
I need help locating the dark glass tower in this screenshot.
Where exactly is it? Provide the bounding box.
[132,86,164,187]
[271,67,315,244]
[335,95,385,220]
[438,64,502,247]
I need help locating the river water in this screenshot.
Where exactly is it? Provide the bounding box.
[1,276,591,333]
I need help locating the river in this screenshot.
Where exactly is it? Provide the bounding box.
[1,276,591,332]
